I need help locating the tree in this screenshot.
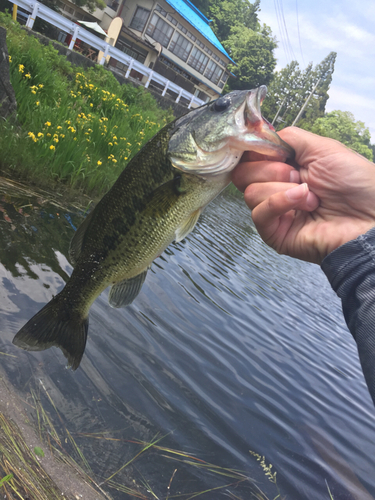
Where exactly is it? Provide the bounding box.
[261,52,337,129]
[189,0,210,18]
[208,0,260,41]
[224,24,277,91]
[307,110,373,161]
[189,0,276,91]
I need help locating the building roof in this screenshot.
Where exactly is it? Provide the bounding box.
[163,0,235,63]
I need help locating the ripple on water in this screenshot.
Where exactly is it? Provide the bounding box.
[0,189,374,499]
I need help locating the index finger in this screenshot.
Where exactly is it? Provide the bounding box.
[278,127,346,166]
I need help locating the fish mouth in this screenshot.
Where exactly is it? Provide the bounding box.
[244,86,295,161]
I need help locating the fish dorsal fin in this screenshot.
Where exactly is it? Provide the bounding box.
[175,208,201,243]
[108,268,149,308]
[69,210,95,265]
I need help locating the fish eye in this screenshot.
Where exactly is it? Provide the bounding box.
[212,97,230,112]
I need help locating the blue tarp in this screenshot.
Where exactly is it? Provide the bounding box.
[163,0,235,63]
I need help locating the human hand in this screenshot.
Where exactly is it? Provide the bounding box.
[232,127,375,264]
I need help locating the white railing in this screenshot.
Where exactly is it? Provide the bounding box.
[10,0,205,108]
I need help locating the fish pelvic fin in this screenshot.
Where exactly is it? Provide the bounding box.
[108,268,149,308]
[12,296,89,370]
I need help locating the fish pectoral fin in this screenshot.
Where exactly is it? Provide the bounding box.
[175,208,201,243]
[108,268,149,308]
[69,209,95,265]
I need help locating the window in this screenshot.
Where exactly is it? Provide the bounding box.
[204,60,223,85]
[146,14,174,48]
[188,47,209,73]
[130,6,150,32]
[116,37,148,63]
[166,13,177,25]
[155,4,166,16]
[221,72,229,83]
[169,32,193,61]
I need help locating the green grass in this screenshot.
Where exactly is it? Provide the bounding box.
[0,12,174,196]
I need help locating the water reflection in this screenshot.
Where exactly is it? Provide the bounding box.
[0,180,374,499]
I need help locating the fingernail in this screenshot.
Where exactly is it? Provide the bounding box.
[289,170,300,183]
[286,183,307,201]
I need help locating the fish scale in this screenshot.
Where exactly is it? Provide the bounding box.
[13,86,294,369]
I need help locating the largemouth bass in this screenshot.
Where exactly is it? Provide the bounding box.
[13,86,294,369]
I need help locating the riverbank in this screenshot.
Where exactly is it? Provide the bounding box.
[0,366,110,500]
[0,12,174,198]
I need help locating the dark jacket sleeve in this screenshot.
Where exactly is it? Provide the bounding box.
[321,227,375,406]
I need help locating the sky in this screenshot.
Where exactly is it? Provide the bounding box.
[256,0,375,142]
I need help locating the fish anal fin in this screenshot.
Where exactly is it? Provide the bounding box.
[69,210,95,265]
[108,268,149,308]
[175,208,201,243]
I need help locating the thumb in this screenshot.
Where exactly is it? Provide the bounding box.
[251,183,319,244]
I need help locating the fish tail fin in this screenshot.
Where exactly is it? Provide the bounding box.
[12,296,89,370]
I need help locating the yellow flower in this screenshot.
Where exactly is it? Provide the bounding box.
[108,142,113,146]
[50,145,55,150]
[53,137,59,143]
[60,134,65,138]
[31,90,36,95]
[90,103,93,107]
[36,101,40,106]
[113,136,117,140]
[37,132,43,137]
[38,84,43,88]
[97,160,102,166]
[25,73,31,78]
[47,133,51,137]
[18,64,24,73]
[112,158,117,163]
[124,157,128,160]
[8,55,11,63]
[45,121,51,127]
[57,126,62,130]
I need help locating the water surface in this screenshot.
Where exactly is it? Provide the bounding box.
[0,180,374,499]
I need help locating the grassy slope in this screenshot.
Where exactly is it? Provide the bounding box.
[0,12,174,197]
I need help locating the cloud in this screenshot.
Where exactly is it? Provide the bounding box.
[258,0,375,141]
[326,86,375,140]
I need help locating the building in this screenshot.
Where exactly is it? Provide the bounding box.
[59,0,233,102]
